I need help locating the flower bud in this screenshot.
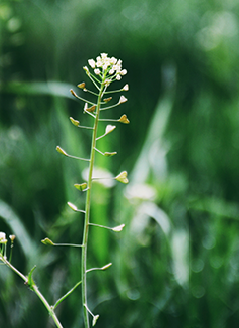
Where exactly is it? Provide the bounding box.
[9,234,16,241]
[0,232,7,244]
[83,66,89,74]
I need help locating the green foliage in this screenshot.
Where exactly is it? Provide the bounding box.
[1,0,239,327]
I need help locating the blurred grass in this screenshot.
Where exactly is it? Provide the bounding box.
[1,0,239,327]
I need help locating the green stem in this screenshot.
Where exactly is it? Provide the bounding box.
[0,255,63,328]
[32,285,63,328]
[53,280,82,310]
[81,75,105,328]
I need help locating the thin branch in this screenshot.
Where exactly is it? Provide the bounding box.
[70,89,95,106]
[53,280,82,310]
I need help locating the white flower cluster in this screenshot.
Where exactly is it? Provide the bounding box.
[87,53,127,80]
[0,232,7,244]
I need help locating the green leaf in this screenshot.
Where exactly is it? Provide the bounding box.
[27,265,36,290]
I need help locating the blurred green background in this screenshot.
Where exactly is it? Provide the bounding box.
[1,0,239,327]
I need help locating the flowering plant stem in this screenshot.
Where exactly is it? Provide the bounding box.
[0,53,129,328]
[82,75,105,328]
[0,254,63,328]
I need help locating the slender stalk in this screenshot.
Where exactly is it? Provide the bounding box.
[0,254,28,283]
[0,54,129,328]
[32,285,63,328]
[53,280,82,310]
[81,74,105,328]
[0,255,63,328]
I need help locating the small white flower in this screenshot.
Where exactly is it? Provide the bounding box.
[83,66,89,74]
[0,232,7,244]
[9,234,16,241]
[110,57,117,64]
[102,64,108,71]
[88,59,96,68]
[113,64,121,73]
[120,69,127,75]
[94,68,101,75]
[101,53,108,59]
[86,54,127,82]
[96,56,102,67]
[0,232,6,240]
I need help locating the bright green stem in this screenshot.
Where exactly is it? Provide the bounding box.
[32,285,63,328]
[81,78,105,328]
[53,280,82,310]
[0,255,63,328]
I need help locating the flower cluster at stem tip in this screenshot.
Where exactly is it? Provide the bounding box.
[0,232,15,245]
[84,53,127,83]
[0,232,7,244]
